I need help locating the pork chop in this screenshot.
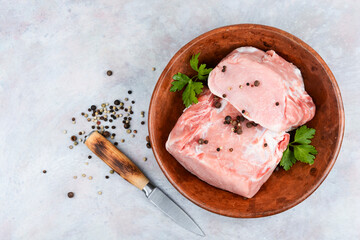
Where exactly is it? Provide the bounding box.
[166,89,289,198]
[208,47,315,132]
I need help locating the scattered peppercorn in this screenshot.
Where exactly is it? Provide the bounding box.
[242,110,245,113]
[246,82,250,86]
[128,90,132,94]
[146,142,151,148]
[222,65,226,72]
[216,148,220,152]
[91,105,96,110]
[107,70,113,76]
[110,170,114,174]
[141,121,145,125]
[264,143,268,147]
[67,192,74,198]
[114,142,118,146]
[254,80,260,86]
[204,140,209,144]
[131,100,135,104]
[71,136,77,141]
[225,116,231,122]
[103,131,110,138]
[88,155,92,159]
[43,170,47,174]
[275,102,279,106]
[222,94,227,98]
[214,102,221,108]
[143,157,147,161]
[146,136,150,142]
[105,176,109,179]
[229,148,233,152]
[198,138,204,144]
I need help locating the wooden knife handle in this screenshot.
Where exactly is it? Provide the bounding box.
[85,131,149,190]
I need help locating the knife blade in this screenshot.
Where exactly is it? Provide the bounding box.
[85,131,204,236]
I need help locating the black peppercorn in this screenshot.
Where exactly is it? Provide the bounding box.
[114,100,120,105]
[91,105,96,110]
[67,192,74,198]
[236,128,243,135]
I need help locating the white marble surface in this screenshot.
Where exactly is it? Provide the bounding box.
[1,0,359,239]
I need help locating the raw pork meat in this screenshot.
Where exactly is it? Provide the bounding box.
[208,47,315,132]
[166,89,289,198]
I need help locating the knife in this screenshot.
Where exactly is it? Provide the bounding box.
[84,131,204,236]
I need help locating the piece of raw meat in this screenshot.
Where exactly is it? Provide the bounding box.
[208,47,315,132]
[166,89,289,198]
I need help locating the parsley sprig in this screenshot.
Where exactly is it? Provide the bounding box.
[280,125,318,170]
[170,53,212,107]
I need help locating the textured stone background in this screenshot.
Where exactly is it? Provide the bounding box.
[0,0,359,239]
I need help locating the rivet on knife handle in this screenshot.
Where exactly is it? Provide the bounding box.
[85,131,150,190]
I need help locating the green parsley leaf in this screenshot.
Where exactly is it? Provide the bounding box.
[182,80,203,108]
[293,144,318,165]
[190,53,200,72]
[280,146,297,171]
[170,53,211,107]
[198,64,213,80]
[280,125,318,170]
[293,125,316,145]
[170,73,190,92]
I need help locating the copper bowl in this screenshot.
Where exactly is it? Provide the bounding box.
[148,24,344,218]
